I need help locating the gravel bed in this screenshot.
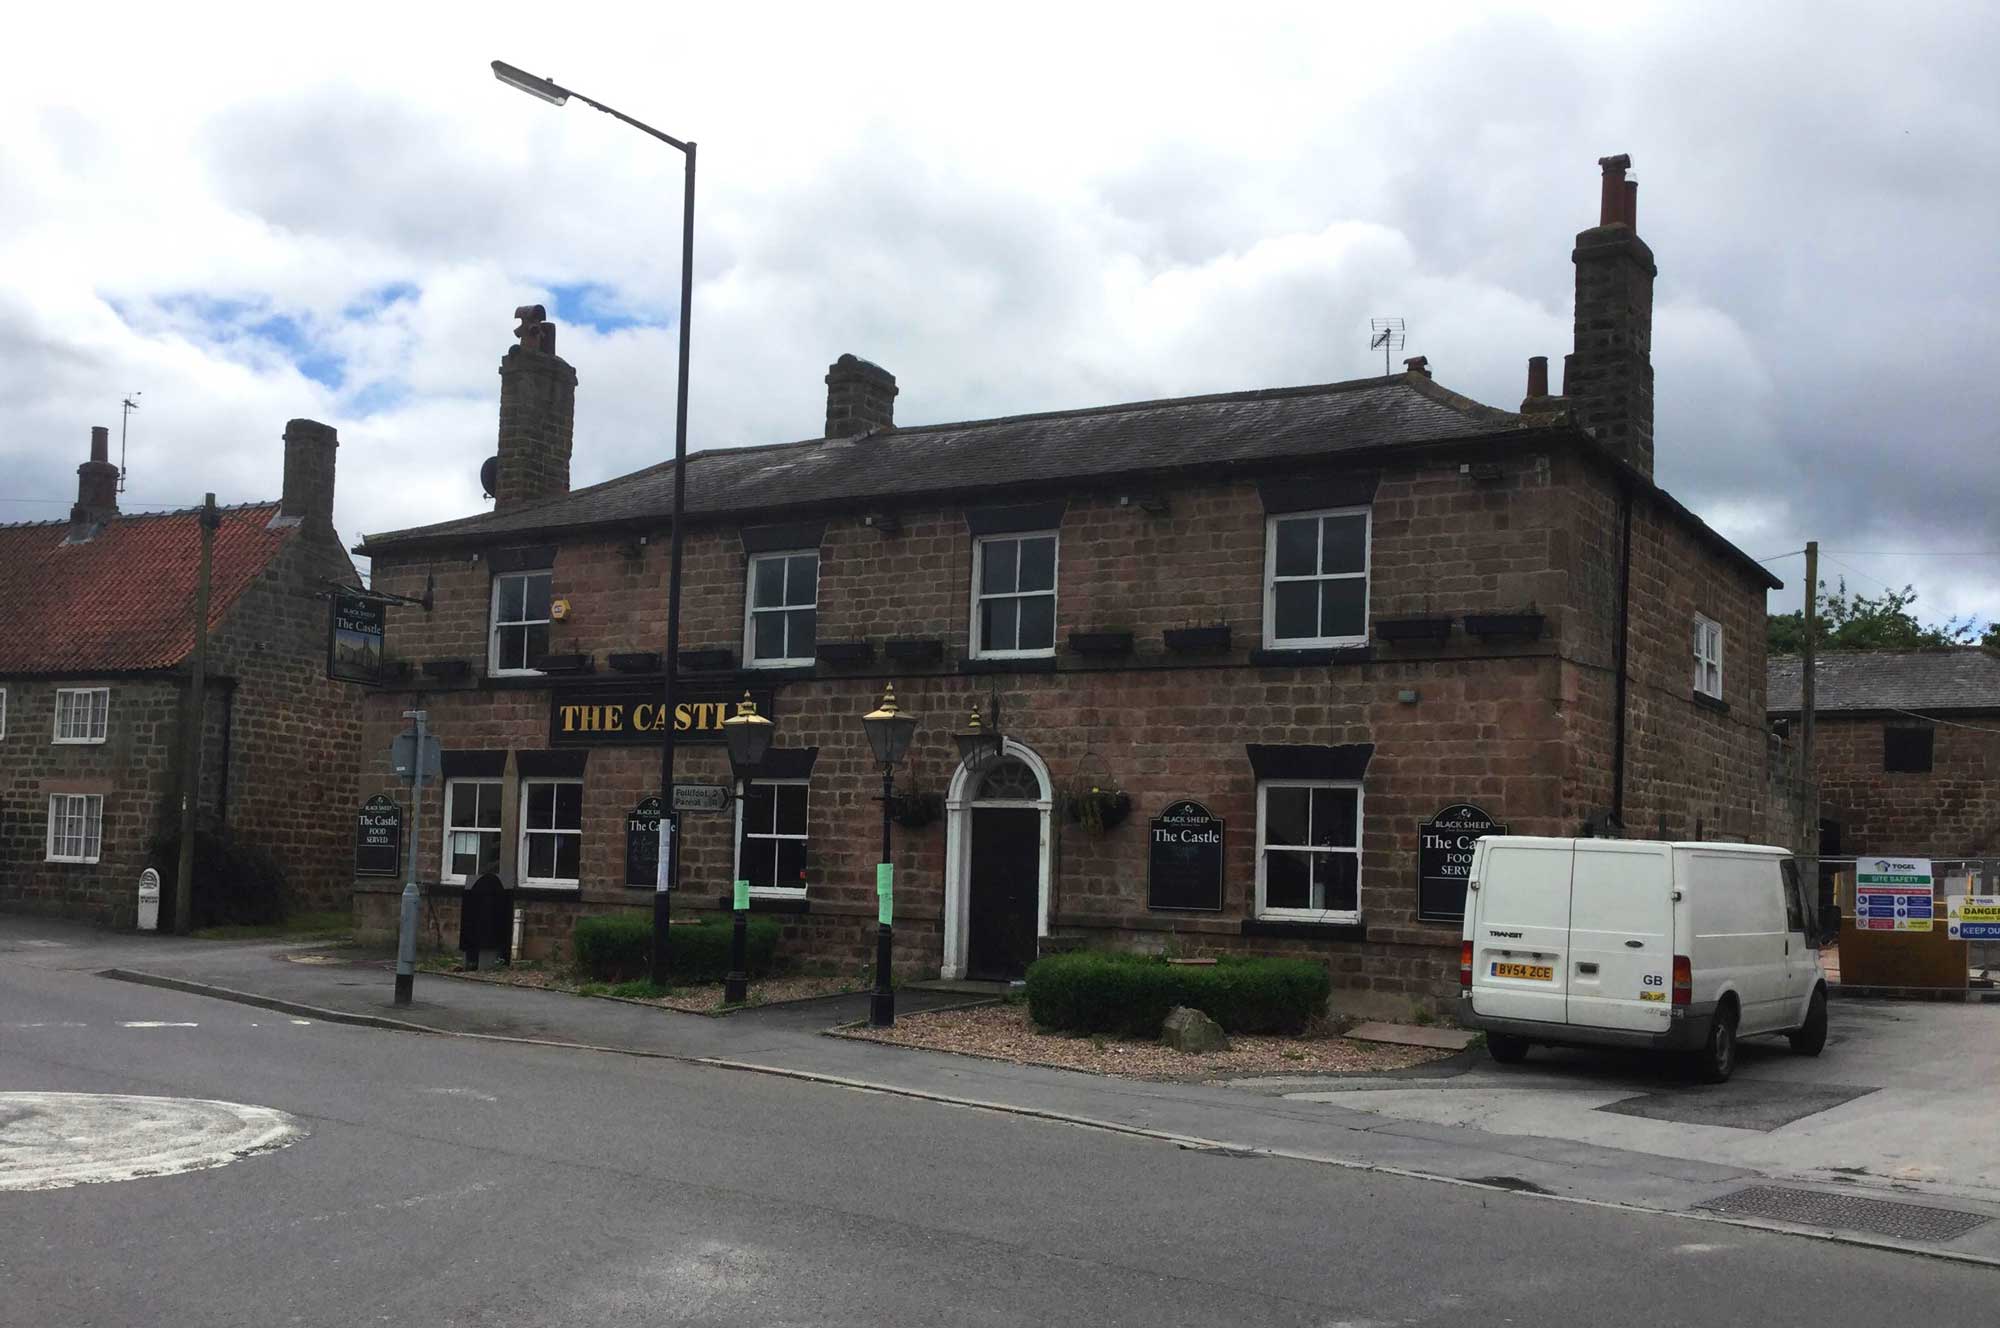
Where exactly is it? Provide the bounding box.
[840,1002,1454,1080]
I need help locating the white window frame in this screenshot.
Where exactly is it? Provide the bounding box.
[441,778,505,885]
[489,570,553,677]
[517,777,583,889]
[1254,779,1363,923]
[732,777,810,896]
[46,793,104,864]
[743,549,820,669]
[1262,506,1371,649]
[970,530,1060,660]
[52,687,110,744]
[1693,613,1724,700]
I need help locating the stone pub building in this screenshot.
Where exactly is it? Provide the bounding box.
[353,157,1779,1010]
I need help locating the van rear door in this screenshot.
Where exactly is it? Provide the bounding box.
[1469,837,1573,1026]
[1566,841,1674,1034]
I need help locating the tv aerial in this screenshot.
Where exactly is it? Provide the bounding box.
[118,391,143,493]
[1368,319,1405,377]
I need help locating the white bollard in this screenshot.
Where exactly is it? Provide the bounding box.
[136,868,162,932]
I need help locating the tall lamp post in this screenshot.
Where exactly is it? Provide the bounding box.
[492,61,697,986]
[861,684,918,1027]
[721,693,775,1005]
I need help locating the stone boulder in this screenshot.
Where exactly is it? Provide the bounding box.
[1160,1005,1230,1053]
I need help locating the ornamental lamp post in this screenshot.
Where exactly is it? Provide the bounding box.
[491,58,698,989]
[721,693,776,1005]
[861,684,918,1027]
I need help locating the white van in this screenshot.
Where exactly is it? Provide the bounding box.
[1457,837,1827,1082]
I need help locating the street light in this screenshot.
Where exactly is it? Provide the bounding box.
[493,59,697,987]
[721,693,775,1005]
[861,684,918,1027]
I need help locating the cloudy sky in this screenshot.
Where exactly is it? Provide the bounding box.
[3,1,1995,623]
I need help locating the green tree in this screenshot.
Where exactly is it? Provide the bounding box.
[1768,579,1983,656]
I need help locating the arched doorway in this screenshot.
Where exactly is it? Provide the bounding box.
[941,740,1053,980]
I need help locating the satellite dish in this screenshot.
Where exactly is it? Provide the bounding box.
[480,455,498,500]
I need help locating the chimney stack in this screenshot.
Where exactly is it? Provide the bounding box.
[66,426,120,540]
[824,354,897,437]
[1402,355,1430,378]
[1519,355,1566,416]
[494,304,577,510]
[277,418,339,530]
[1569,153,1656,477]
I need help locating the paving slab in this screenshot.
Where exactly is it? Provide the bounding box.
[1345,1020,1478,1050]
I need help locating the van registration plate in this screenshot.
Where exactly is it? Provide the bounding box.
[1491,962,1553,981]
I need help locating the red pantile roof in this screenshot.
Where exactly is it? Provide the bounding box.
[0,505,292,674]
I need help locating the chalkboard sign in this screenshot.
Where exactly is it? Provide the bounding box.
[355,794,402,877]
[1418,803,1506,921]
[1148,800,1225,911]
[625,796,664,887]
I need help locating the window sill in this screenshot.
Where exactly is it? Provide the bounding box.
[515,882,581,895]
[1241,917,1367,942]
[711,893,811,914]
[1691,691,1730,715]
[960,656,1058,675]
[1248,646,1371,667]
[51,738,108,746]
[44,857,102,866]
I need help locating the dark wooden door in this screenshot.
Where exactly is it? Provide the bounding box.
[968,808,1041,979]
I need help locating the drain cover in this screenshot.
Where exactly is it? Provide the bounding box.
[1695,1185,1991,1241]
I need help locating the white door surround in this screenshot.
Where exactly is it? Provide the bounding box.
[940,738,1054,980]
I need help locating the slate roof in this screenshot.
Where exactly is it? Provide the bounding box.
[0,504,290,675]
[1768,648,2000,716]
[359,373,1529,551]
[354,368,1778,590]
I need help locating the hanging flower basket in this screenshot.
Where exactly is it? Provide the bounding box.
[1065,783,1132,834]
[893,791,945,830]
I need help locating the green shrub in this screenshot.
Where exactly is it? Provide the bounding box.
[572,913,779,983]
[1024,951,1330,1036]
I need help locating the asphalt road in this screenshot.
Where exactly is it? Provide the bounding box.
[3,956,1996,1327]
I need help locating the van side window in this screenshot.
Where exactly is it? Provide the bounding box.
[1780,858,1806,933]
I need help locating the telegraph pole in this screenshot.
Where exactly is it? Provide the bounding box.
[173,494,218,933]
[1800,540,1820,923]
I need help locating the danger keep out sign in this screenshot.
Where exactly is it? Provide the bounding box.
[1855,856,1934,932]
[1947,895,2000,942]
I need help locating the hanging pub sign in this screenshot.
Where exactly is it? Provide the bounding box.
[1418,803,1507,921]
[327,591,386,685]
[549,683,775,747]
[1148,800,1225,911]
[625,796,664,887]
[355,793,402,877]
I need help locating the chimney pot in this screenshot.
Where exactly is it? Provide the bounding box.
[824,353,898,437]
[1623,178,1639,231]
[1403,355,1430,378]
[1526,356,1549,399]
[1597,153,1632,227]
[90,425,109,463]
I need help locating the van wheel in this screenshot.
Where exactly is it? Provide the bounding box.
[1486,1033,1530,1065]
[1789,987,1828,1056]
[1696,1004,1738,1083]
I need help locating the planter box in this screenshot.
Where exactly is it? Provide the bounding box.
[530,652,593,673]
[1463,613,1545,640]
[1067,630,1134,657]
[677,647,736,672]
[420,659,470,680]
[815,640,875,664]
[1373,616,1453,644]
[884,637,945,664]
[381,659,413,681]
[1164,624,1232,654]
[607,651,661,674]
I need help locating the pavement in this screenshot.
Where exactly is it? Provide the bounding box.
[11,912,2000,1272]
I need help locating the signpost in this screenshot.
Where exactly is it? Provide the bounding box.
[355,794,403,877]
[391,711,432,1006]
[670,782,731,813]
[1418,803,1506,922]
[1947,894,2000,942]
[1147,800,1224,911]
[1855,856,1935,932]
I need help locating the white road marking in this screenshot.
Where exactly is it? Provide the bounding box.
[289,1019,312,1025]
[118,1021,199,1028]
[0,1092,305,1191]
[418,1087,498,1102]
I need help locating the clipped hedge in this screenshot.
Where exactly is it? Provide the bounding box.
[574,913,780,983]
[1025,951,1331,1037]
